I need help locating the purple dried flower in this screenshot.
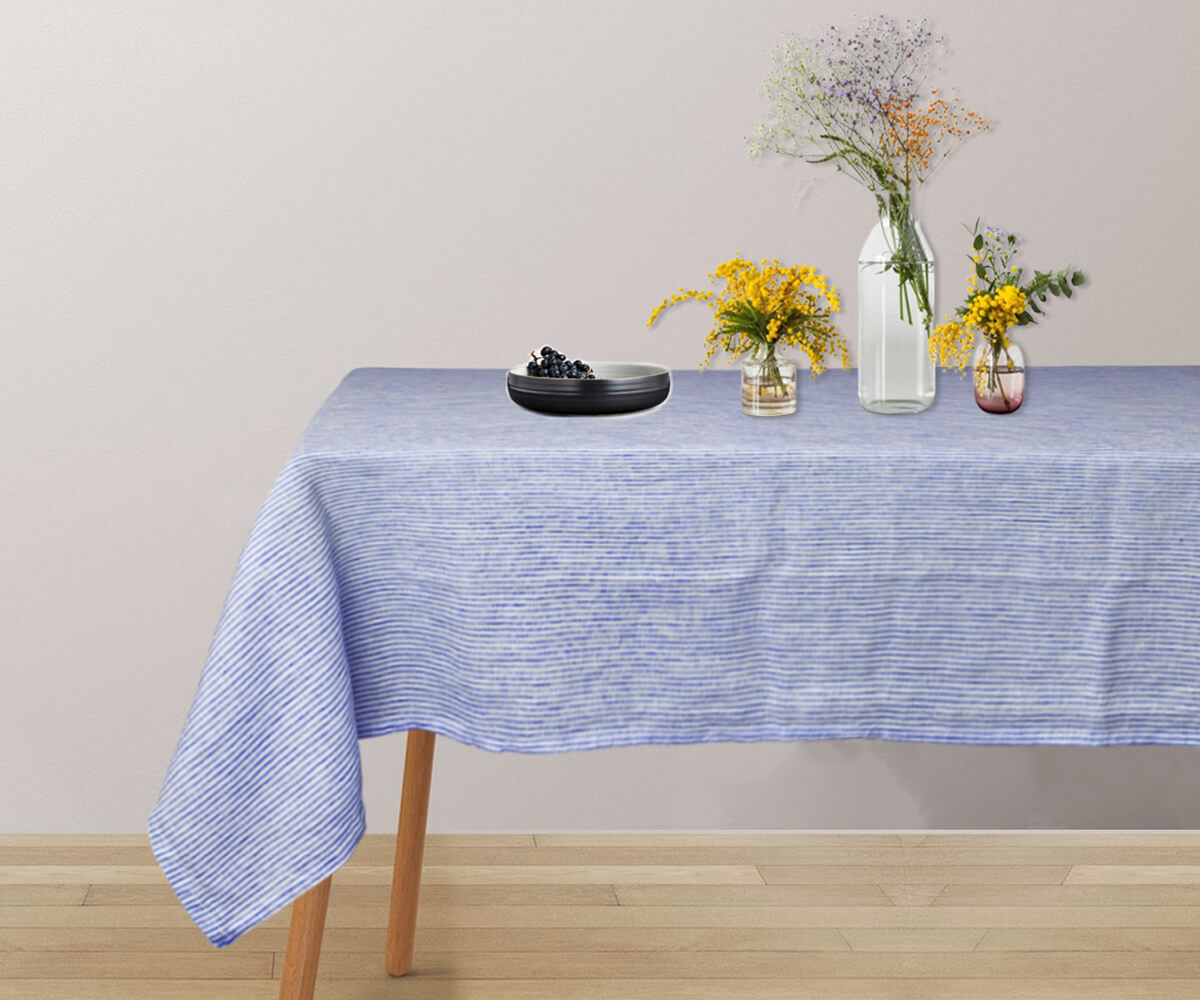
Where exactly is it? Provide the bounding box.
[751,14,958,193]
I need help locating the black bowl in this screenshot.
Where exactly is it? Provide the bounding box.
[507,362,671,415]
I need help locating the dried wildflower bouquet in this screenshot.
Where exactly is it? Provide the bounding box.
[751,16,990,336]
[931,222,1085,411]
[647,257,849,407]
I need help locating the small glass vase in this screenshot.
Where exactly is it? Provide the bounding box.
[741,347,797,416]
[858,191,936,414]
[973,337,1026,414]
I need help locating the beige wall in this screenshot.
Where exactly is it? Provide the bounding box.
[3,0,1199,833]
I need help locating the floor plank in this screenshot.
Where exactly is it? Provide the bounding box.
[615,884,892,906]
[304,949,1200,979]
[533,833,913,847]
[977,927,1200,952]
[0,887,86,907]
[0,950,272,979]
[760,865,1072,885]
[0,867,168,886]
[6,981,1200,1000]
[0,837,150,848]
[838,927,987,952]
[920,834,1200,848]
[346,864,766,885]
[0,847,157,866]
[413,845,1200,865]
[1067,866,1200,885]
[936,884,1200,907]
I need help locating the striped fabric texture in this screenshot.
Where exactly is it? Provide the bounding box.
[150,365,1200,947]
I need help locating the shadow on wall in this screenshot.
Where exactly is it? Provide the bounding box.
[750,740,1200,829]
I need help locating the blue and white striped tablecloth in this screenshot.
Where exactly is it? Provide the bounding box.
[150,365,1200,946]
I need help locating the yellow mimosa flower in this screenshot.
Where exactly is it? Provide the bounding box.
[647,256,849,378]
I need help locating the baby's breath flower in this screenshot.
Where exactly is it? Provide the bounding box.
[751,16,988,196]
[751,16,990,337]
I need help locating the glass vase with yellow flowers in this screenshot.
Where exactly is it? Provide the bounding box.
[930,223,1085,414]
[647,257,849,416]
[751,16,992,415]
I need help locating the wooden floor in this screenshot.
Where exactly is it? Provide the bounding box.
[3,834,1200,999]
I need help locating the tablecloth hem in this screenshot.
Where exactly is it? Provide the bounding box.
[356,717,1200,753]
[148,809,366,948]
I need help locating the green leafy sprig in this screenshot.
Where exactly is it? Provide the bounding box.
[965,222,1086,327]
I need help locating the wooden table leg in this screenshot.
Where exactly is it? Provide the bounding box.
[385,729,437,976]
[278,875,332,1000]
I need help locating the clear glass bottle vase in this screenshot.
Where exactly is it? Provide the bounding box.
[857,196,936,414]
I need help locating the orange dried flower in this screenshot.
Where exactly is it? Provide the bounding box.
[880,92,992,183]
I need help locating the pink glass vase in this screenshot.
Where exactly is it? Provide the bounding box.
[973,337,1025,414]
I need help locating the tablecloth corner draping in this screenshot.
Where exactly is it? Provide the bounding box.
[148,455,370,946]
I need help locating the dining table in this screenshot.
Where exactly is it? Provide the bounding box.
[149,364,1200,998]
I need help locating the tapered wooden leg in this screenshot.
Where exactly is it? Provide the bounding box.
[278,875,332,1000]
[385,729,436,976]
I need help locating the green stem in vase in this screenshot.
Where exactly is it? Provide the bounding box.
[876,190,933,334]
[768,351,786,397]
[753,343,788,398]
[983,338,1012,409]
